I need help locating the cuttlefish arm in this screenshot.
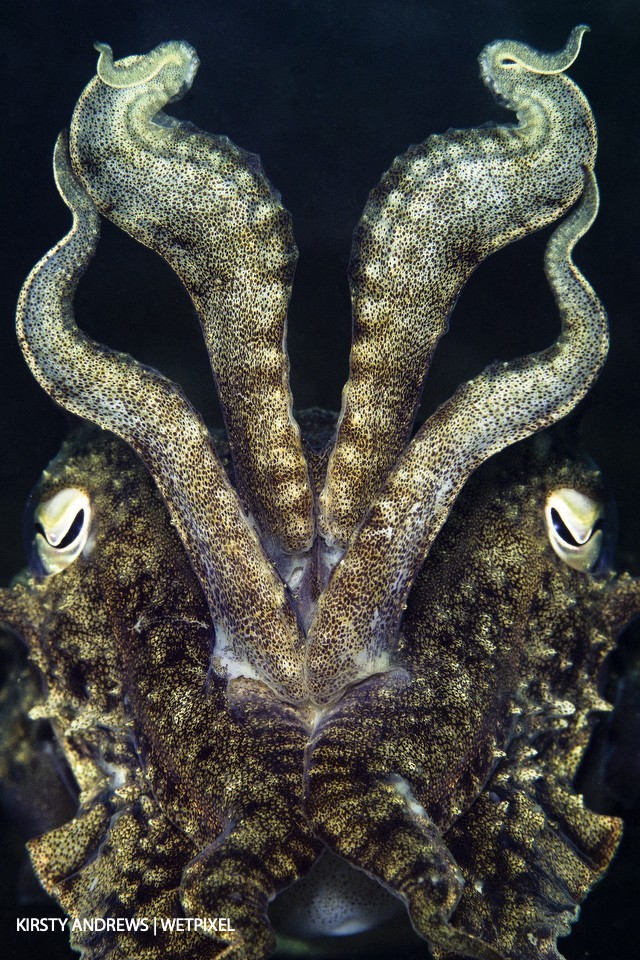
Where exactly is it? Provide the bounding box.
[307,32,607,702]
[69,41,314,560]
[16,134,306,703]
[321,26,596,548]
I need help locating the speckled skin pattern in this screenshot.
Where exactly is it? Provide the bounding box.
[1,27,639,960]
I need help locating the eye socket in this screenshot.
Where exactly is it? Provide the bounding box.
[33,488,92,575]
[544,488,604,573]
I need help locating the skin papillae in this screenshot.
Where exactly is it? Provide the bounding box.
[0,25,638,960]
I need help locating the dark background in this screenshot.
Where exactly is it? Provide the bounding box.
[0,1,638,958]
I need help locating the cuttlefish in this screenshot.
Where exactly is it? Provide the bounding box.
[1,27,637,960]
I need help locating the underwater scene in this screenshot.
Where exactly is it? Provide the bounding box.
[0,1,638,958]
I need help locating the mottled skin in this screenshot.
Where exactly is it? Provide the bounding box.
[2,429,319,959]
[1,26,639,960]
[75,41,314,558]
[306,429,634,960]
[307,169,606,702]
[320,25,596,548]
[2,426,636,960]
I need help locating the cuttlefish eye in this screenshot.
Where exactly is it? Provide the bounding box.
[545,487,604,572]
[33,488,93,575]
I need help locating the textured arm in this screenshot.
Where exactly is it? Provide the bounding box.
[308,168,608,702]
[71,41,314,556]
[16,134,306,703]
[320,26,595,547]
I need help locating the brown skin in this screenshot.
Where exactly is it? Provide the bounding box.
[2,29,640,960]
[0,429,319,960]
[1,424,638,960]
[307,427,638,960]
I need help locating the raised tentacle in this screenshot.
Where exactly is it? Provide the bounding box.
[320,26,595,548]
[69,41,314,558]
[16,134,306,703]
[307,167,608,702]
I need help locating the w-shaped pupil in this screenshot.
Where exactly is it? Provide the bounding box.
[550,507,602,547]
[36,509,86,550]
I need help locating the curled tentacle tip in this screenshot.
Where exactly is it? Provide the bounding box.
[93,39,199,92]
[482,24,590,83]
[53,128,68,154]
[561,23,591,64]
[93,41,116,82]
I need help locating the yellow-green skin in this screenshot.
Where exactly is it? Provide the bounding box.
[1,26,639,960]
